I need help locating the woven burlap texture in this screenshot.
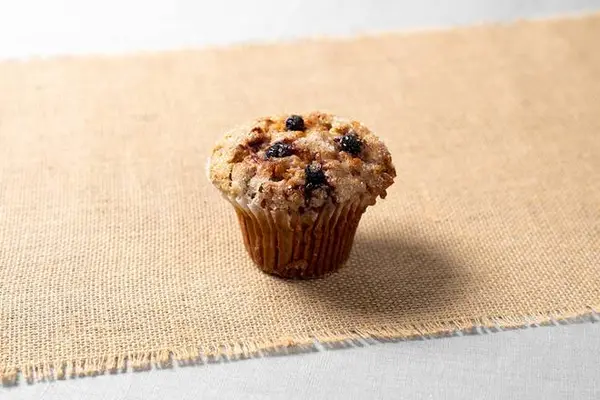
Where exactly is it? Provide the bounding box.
[1,15,599,384]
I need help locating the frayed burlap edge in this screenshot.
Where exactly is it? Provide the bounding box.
[2,306,597,386]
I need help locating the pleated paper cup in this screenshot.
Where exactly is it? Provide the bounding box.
[231,198,367,279]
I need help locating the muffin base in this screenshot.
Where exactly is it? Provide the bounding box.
[233,200,366,279]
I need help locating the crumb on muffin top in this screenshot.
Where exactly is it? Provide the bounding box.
[209,112,396,212]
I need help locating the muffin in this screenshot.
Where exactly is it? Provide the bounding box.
[208,112,395,278]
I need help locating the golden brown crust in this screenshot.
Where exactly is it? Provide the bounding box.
[209,112,396,212]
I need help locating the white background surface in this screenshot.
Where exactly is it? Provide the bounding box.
[5,323,600,400]
[1,1,600,399]
[1,0,600,58]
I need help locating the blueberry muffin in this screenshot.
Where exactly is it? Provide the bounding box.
[208,112,396,278]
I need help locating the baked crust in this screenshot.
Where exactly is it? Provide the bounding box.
[209,112,396,213]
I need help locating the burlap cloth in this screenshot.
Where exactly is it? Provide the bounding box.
[1,15,599,383]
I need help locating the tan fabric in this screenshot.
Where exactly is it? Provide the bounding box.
[1,15,600,384]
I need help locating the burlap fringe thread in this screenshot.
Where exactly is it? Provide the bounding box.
[2,307,597,385]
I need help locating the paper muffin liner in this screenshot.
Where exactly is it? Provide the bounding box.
[231,199,367,279]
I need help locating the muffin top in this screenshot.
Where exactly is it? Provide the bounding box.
[208,112,396,213]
